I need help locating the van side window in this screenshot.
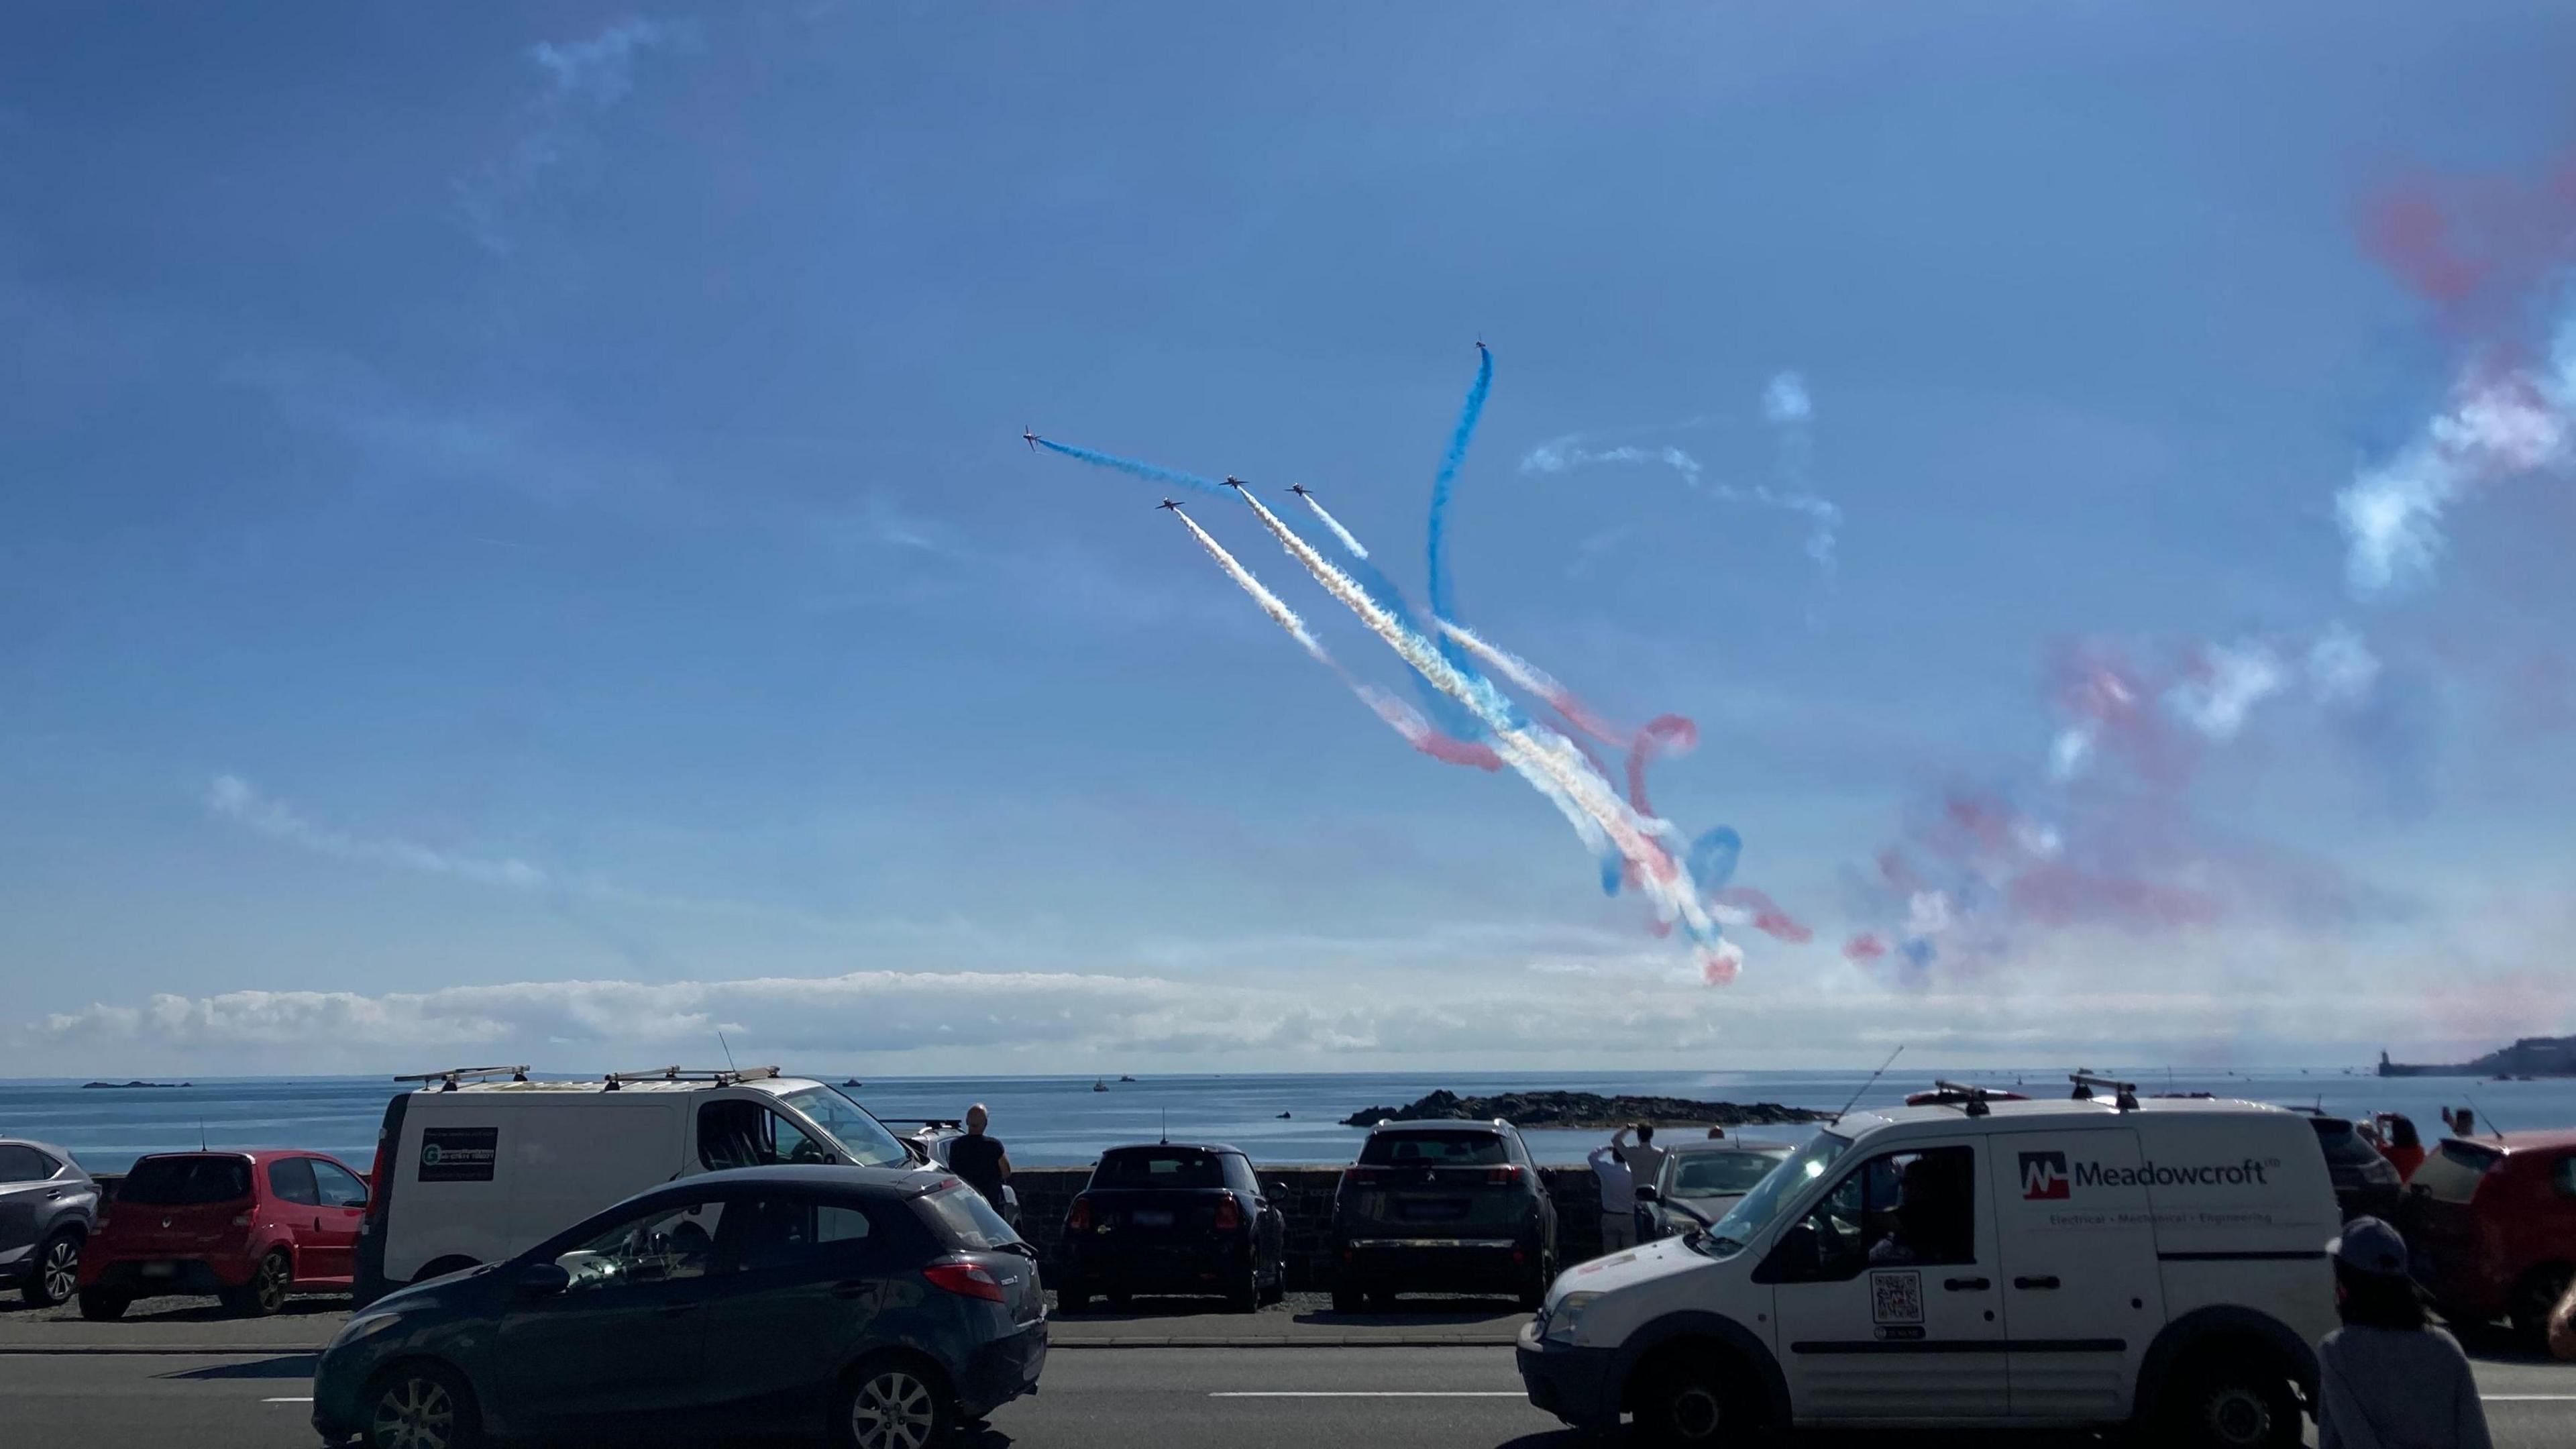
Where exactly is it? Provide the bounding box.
[1777,1145,1976,1281]
[699,1100,831,1170]
[270,1157,321,1207]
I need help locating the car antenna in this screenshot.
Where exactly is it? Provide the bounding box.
[718,1030,739,1072]
[199,1118,207,1151]
[1832,1044,1904,1124]
[1161,1108,1169,1146]
[2464,1094,2506,1140]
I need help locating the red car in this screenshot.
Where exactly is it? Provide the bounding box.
[2406,1130,2576,1342]
[76,1150,370,1320]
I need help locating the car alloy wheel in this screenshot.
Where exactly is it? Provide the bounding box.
[369,1372,458,1449]
[848,1366,940,1449]
[35,1234,80,1306]
[254,1251,290,1313]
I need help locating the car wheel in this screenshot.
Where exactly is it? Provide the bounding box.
[76,1286,130,1321]
[1225,1260,1260,1313]
[1516,1252,1555,1311]
[2512,1263,2576,1344]
[22,1230,82,1307]
[1629,1351,1751,1446]
[2162,1360,2302,1449]
[364,1361,480,1449]
[839,1357,952,1449]
[225,1249,291,1317]
[1056,1280,1088,1316]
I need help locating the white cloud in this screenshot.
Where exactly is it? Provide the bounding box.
[207,775,549,890]
[2167,641,2285,741]
[453,16,702,254]
[2306,624,2381,705]
[1762,371,1812,424]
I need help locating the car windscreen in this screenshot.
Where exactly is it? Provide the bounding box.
[916,1181,1023,1250]
[2410,1140,2500,1204]
[1358,1131,1508,1167]
[1091,1148,1224,1189]
[1671,1152,1788,1197]
[117,1155,253,1205]
[781,1087,912,1168]
[1699,1131,1847,1256]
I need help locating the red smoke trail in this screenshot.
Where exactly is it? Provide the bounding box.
[1623,714,1699,816]
[1714,885,1813,944]
[1843,934,1888,963]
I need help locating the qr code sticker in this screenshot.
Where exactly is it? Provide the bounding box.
[1871,1270,1925,1325]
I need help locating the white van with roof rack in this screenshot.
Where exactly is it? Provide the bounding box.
[1517,1077,2340,1449]
[352,1065,921,1307]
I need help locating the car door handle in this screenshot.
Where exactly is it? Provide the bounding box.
[654,1303,700,1318]
[2013,1275,2061,1291]
[1943,1277,1991,1292]
[831,1281,878,1300]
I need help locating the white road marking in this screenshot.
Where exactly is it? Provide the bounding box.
[1210,1382,1525,1392]
[262,1397,314,1404]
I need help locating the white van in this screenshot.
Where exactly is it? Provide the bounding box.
[1517,1085,2339,1449]
[352,1066,920,1306]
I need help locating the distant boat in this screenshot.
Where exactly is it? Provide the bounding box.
[1119,1075,1136,1083]
[81,1081,191,1089]
[842,1079,863,1088]
[1277,1111,1292,1119]
[1092,1079,1109,1092]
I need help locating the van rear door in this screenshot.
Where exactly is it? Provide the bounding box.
[1985,1128,2164,1421]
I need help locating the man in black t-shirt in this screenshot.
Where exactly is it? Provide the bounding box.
[947,1103,1011,1210]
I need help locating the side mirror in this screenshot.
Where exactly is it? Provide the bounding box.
[1268,1181,1293,1197]
[513,1262,572,1299]
[1635,1185,1660,1202]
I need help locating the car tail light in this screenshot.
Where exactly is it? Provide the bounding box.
[1214,1195,1244,1231]
[922,1260,1008,1303]
[1487,1165,1524,1185]
[1067,1197,1093,1232]
[1344,1167,1389,1185]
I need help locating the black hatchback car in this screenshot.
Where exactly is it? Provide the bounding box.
[1055,1142,1286,1313]
[1330,1120,1555,1311]
[313,1166,1044,1449]
[2304,1112,2403,1222]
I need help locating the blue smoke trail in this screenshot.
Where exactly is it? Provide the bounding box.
[1036,439,1230,497]
[1688,826,1741,894]
[1425,345,1495,679]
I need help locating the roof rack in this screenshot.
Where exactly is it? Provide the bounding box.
[1925,1079,1999,1117]
[600,1065,780,1091]
[2069,1071,2141,1112]
[395,1065,531,1091]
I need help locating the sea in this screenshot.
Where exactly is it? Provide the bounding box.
[6,1067,2573,1175]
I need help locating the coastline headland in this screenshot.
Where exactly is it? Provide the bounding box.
[1342,1087,1832,1130]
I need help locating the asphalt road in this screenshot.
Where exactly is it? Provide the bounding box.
[7,1344,2575,1449]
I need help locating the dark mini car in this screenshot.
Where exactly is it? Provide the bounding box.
[313,1165,1044,1449]
[0,1138,101,1306]
[1330,1120,1556,1311]
[1054,1142,1285,1313]
[2303,1112,2403,1222]
[2406,1130,2576,1343]
[79,1149,371,1318]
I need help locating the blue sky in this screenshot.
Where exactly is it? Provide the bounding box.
[6,3,2574,1075]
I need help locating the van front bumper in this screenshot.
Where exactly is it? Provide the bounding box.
[1514,1319,1621,1428]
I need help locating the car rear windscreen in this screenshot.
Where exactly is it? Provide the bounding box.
[1091,1148,1223,1189]
[917,1182,1022,1250]
[1359,1131,1508,1167]
[1672,1152,1784,1196]
[2410,1140,2501,1203]
[2306,1118,2382,1165]
[118,1156,252,1205]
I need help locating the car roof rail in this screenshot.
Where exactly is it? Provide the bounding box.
[1927,1079,1997,1116]
[2068,1071,2141,1112]
[394,1065,532,1091]
[600,1065,782,1091]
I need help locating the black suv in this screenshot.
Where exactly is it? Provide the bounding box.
[1330,1120,1555,1311]
[1055,1142,1286,1313]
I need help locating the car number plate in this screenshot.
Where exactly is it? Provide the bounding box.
[1130,1210,1174,1227]
[140,1263,177,1278]
[1404,1200,1469,1221]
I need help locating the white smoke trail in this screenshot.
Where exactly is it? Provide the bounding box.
[1436,622,1569,703]
[1293,489,1371,560]
[1231,487,1725,957]
[1173,509,1330,665]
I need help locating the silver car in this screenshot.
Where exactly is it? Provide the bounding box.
[0,1138,101,1307]
[1633,1140,1790,1242]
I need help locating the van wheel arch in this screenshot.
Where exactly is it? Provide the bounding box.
[1611,1311,1787,1430]
[2137,1307,2318,1432]
[414,1256,482,1283]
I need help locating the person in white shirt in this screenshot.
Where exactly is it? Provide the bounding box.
[1587,1143,1636,1251]
[1611,1122,1668,1214]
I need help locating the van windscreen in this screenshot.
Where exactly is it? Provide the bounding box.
[1359,1131,1508,1167]
[780,1087,912,1169]
[119,1156,252,1205]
